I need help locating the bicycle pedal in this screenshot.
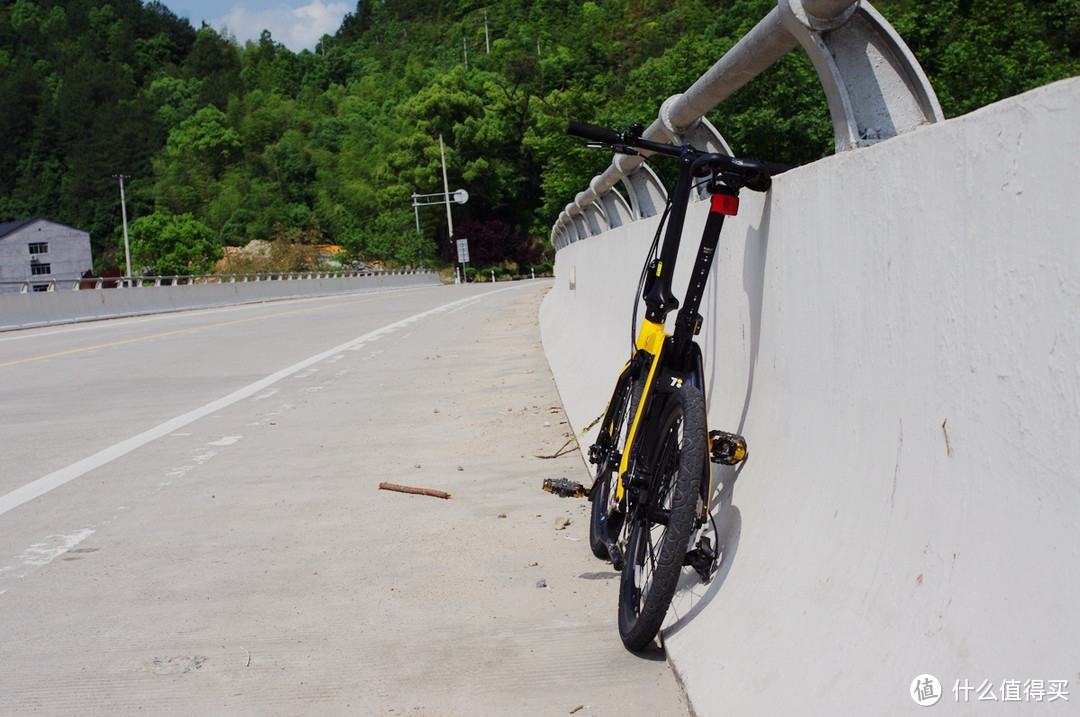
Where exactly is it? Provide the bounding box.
[709,430,747,465]
[542,478,587,498]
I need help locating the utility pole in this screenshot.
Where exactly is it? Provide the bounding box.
[113,174,132,278]
[484,8,490,53]
[439,135,454,240]
[462,36,468,69]
[439,134,458,282]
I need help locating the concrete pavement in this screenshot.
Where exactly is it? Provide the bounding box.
[0,282,690,716]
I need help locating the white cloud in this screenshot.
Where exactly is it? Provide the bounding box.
[213,1,350,52]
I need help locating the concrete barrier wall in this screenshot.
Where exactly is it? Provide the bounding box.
[0,271,442,331]
[541,77,1080,714]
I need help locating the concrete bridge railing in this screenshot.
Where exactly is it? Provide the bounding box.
[0,270,442,331]
[542,74,1080,716]
[540,2,1080,713]
[551,0,944,252]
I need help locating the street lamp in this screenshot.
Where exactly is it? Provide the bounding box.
[411,187,470,278]
[410,134,470,282]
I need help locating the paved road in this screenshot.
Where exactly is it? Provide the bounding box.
[0,282,690,716]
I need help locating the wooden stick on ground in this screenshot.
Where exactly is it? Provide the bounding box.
[378,482,451,500]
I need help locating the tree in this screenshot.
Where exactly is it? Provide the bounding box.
[3,0,1077,273]
[127,212,222,275]
[165,105,242,171]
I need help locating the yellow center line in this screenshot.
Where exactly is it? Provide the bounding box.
[0,296,378,369]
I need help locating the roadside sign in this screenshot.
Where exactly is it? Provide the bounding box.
[456,239,470,264]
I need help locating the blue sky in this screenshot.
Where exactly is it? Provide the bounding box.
[163,1,353,52]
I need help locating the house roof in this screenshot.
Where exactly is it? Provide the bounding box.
[0,218,38,240]
[0,217,88,241]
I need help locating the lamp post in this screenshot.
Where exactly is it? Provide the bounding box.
[411,134,470,282]
[411,186,470,280]
[113,174,132,278]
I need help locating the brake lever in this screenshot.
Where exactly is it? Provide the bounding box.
[583,142,640,156]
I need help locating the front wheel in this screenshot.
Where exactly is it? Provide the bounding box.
[618,386,706,651]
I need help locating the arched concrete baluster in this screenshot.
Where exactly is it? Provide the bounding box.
[620,163,668,219]
[581,202,607,235]
[779,0,943,150]
[658,101,735,200]
[596,184,634,229]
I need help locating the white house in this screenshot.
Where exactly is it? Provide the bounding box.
[0,218,92,293]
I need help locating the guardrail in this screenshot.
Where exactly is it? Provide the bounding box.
[0,268,443,331]
[551,0,944,251]
[0,268,430,294]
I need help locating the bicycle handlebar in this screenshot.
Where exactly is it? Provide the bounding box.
[565,120,622,146]
[566,120,774,192]
[566,120,682,158]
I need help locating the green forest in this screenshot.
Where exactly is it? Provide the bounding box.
[1,0,1077,276]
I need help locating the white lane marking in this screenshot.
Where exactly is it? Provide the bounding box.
[11,529,95,570]
[0,288,516,517]
[208,435,243,447]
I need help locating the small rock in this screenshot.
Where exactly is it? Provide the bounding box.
[457,465,464,472]
[497,513,507,519]
[536,578,547,588]
[554,516,571,531]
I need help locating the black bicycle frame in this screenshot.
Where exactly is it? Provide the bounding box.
[640,146,738,366]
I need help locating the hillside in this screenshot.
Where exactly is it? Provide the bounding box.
[1,0,1077,274]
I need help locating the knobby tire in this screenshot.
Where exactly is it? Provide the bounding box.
[617,385,706,651]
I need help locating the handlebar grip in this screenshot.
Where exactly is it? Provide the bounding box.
[743,171,771,193]
[726,158,768,192]
[566,121,621,145]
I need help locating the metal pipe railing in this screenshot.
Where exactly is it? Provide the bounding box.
[551,0,942,251]
[0,268,435,294]
[571,6,801,209]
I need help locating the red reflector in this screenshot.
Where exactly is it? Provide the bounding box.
[711,193,739,216]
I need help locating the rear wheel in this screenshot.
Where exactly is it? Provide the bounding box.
[617,386,706,651]
[589,377,641,559]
